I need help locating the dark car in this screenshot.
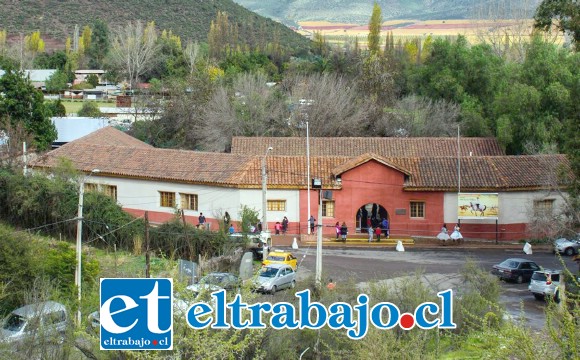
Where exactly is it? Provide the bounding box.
[491,258,541,283]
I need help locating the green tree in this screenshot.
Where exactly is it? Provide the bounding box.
[87,19,110,69]
[534,0,580,50]
[45,69,69,93]
[86,73,99,87]
[45,99,66,117]
[0,68,56,150]
[33,50,68,70]
[77,102,102,117]
[367,2,382,56]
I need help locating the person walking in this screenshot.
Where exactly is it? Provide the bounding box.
[335,221,340,240]
[340,222,348,242]
[367,225,374,242]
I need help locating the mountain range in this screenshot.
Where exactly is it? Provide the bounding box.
[233,0,542,25]
[0,0,310,52]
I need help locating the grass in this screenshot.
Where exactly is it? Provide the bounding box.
[59,100,114,115]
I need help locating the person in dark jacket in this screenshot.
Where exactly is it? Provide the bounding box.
[340,222,348,242]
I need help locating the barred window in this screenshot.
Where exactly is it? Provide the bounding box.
[84,183,117,200]
[180,193,198,211]
[267,200,286,211]
[534,199,554,216]
[84,183,98,193]
[159,191,176,208]
[322,200,335,217]
[410,201,425,218]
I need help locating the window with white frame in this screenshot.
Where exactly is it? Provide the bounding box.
[267,200,286,211]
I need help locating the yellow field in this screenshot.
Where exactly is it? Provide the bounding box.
[297,19,564,47]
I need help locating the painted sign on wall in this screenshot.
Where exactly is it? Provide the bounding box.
[457,193,499,219]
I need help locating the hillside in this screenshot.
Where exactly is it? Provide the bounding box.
[0,0,311,54]
[233,0,542,25]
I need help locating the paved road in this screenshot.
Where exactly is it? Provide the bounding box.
[284,246,578,330]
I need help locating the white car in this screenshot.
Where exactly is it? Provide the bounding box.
[529,269,561,302]
[253,264,296,294]
[1,301,68,345]
[553,235,580,256]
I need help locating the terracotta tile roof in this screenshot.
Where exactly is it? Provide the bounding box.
[231,137,505,157]
[33,141,570,191]
[33,143,256,186]
[65,127,153,148]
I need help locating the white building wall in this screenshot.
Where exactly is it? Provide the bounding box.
[239,189,301,222]
[87,176,300,222]
[444,191,568,224]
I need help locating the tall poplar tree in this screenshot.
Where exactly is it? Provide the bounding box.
[368,2,382,55]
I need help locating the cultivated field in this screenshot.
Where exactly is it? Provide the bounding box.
[297,19,564,47]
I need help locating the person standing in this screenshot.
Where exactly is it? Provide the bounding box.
[367,225,374,242]
[375,226,382,242]
[275,221,281,235]
[223,211,231,228]
[228,224,235,234]
[335,221,340,240]
[437,224,450,245]
[198,213,206,227]
[340,222,348,242]
[282,216,289,234]
[450,223,463,243]
[381,218,389,238]
[309,215,316,233]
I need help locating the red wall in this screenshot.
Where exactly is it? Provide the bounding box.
[301,160,445,237]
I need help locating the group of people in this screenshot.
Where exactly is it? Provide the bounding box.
[366,218,390,242]
[274,216,289,235]
[437,223,463,245]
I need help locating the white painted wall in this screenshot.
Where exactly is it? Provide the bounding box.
[444,191,569,224]
[87,176,300,222]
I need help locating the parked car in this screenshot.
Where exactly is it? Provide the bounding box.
[253,264,296,294]
[491,258,541,283]
[186,272,241,296]
[229,232,271,260]
[0,301,68,345]
[553,234,580,256]
[262,250,298,270]
[528,269,561,302]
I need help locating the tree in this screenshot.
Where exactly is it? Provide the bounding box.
[45,99,66,117]
[183,40,201,75]
[108,20,159,88]
[45,69,69,93]
[367,2,383,56]
[0,68,56,150]
[534,0,580,50]
[77,102,103,117]
[87,19,110,69]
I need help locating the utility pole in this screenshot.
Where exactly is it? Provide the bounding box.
[306,121,311,235]
[311,178,323,288]
[262,146,273,251]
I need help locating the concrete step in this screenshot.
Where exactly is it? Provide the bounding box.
[303,238,414,247]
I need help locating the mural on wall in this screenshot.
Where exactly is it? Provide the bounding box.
[458,193,499,219]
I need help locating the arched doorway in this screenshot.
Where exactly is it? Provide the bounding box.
[356,203,388,233]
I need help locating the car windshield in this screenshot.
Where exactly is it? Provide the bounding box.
[499,260,519,269]
[267,256,285,261]
[260,267,279,278]
[3,314,26,332]
[532,272,547,281]
[200,274,225,285]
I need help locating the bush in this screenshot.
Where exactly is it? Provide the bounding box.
[76,101,102,117]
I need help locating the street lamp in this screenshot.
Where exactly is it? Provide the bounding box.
[76,168,100,326]
[262,146,273,255]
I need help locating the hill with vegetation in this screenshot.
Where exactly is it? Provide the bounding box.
[234,0,542,25]
[0,0,311,53]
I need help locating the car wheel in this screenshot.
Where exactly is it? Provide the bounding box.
[565,247,575,256]
[516,275,523,284]
[271,286,277,294]
[290,280,296,289]
[533,293,544,301]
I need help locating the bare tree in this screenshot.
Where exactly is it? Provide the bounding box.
[377,95,460,137]
[108,20,159,88]
[183,40,201,75]
[200,72,289,151]
[282,73,370,137]
[471,0,560,62]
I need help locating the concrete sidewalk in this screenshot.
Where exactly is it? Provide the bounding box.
[269,233,553,252]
